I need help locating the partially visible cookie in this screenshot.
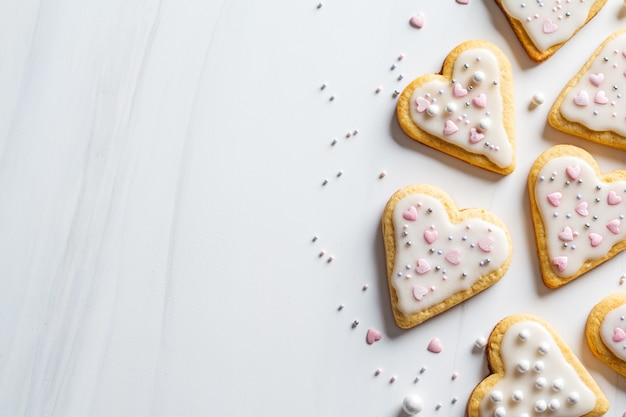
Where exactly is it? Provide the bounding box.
[382,184,512,328]
[494,0,607,62]
[528,144,626,288]
[468,314,609,417]
[396,40,515,175]
[586,292,626,377]
[549,29,626,149]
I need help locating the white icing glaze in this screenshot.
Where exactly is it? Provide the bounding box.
[409,48,513,168]
[534,155,626,277]
[599,302,626,361]
[560,32,626,136]
[480,321,596,417]
[500,0,594,52]
[391,193,509,316]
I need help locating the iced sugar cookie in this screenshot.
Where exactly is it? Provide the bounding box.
[529,145,626,288]
[494,0,607,62]
[586,292,626,377]
[550,29,626,149]
[382,184,512,328]
[396,40,515,175]
[468,314,609,417]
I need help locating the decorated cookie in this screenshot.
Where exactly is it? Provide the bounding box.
[586,292,626,377]
[549,29,626,149]
[468,314,609,417]
[529,145,626,288]
[494,0,607,62]
[396,40,516,175]
[382,184,512,328]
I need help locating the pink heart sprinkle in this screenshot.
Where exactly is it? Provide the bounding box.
[456,0,469,4]
[589,73,605,87]
[416,96,430,112]
[413,285,428,301]
[558,226,574,242]
[589,232,603,247]
[445,249,461,265]
[543,18,558,34]
[574,91,589,106]
[469,128,484,144]
[366,328,382,345]
[552,256,568,272]
[471,93,487,109]
[575,201,589,217]
[608,190,622,205]
[403,206,418,221]
[622,49,626,58]
[427,338,443,353]
[478,237,493,253]
[409,12,425,29]
[423,229,438,244]
[547,192,562,207]
[607,219,621,235]
[443,120,459,136]
[594,90,609,105]
[565,164,581,180]
[453,83,468,98]
[415,258,431,275]
[613,327,626,343]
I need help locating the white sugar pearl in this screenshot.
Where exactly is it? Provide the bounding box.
[445,102,457,113]
[478,118,491,131]
[517,359,530,373]
[538,342,550,354]
[490,390,503,403]
[535,377,547,389]
[533,360,544,372]
[518,329,530,341]
[494,406,506,417]
[402,394,424,415]
[472,71,485,83]
[426,104,440,117]
[474,336,487,349]
[549,399,560,411]
[534,400,547,413]
[511,390,524,402]
[552,378,564,391]
[531,92,545,106]
[567,392,580,404]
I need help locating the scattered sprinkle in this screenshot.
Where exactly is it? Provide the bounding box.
[390,63,397,70]
[389,375,397,383]
[375,86,382,94]
[452,397,458,404]
[419,366,427,374]
[393,90,400,98]
[318,250,325,257]
[531,92,545,106]
[474,336,487,349]
[620,274,626,285]
[336,170,343,177]
[379,171,387,179]
[456,0,470,4]
[427,337,443,353]
[414,376,420,383]
[352,320,359,328]
[435,403,442,410]
[398,53,405,61]
[402,395,424,415]
[374,368,382,376]
[362,284,369,291]
[353,129,359,136]
[337,304,344,311]
[327,255,334,263]
[320,83,327,90]
[312,235,318,242]
[329,95,335,101]
[316,2,323,9]
[451,372,459,380]
[398,74,404,81]
[346,131,352,138]
[331,139,337,146]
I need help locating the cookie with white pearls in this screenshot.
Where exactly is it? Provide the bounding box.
[586,292,626,377]
[529,145,626,288]
[550,29,626,149]
[468,314,609,417]
[382,184,512,328]
[396,40,516,175]
[494,0,607,62]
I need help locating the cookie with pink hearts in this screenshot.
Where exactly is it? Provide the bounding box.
[586,292,626,378]
[494,0,607,62]
[396,40,516,175]
[550,29,626,149]
[468,314,609,417]
[528,144,626,288]
[382,184,512,328]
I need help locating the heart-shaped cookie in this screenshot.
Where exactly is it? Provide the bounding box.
[549,29,626,149]
[586,293,626,377]
[468,314,609,417]
[528,145,626,288]
[494,0,607,62]
[382,184,512,328]
[396,40,516,175]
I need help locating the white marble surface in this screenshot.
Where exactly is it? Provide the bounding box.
[2,1,626,416]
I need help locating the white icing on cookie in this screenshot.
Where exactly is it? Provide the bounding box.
[409,49,513,168]
[560,32,626,136]
[480,321,596,417]
[534,155,626,277]
[500,0,595,52]
[391,193,509,316]
[600,303,626,361]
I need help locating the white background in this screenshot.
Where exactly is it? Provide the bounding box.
[1,0,626,416]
